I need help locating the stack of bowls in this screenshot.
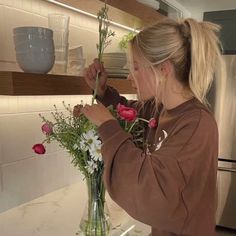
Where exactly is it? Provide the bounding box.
[103,52,129,78]
[67,46,86,76]
[13,27,55,74]
[48,14,70,74]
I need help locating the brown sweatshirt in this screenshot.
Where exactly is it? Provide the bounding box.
[98,87,218,236]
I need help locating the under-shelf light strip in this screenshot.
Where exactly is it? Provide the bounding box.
[45,0,139,33]
[120,225,136,236]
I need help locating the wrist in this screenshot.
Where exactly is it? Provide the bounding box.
[94,86,107,100]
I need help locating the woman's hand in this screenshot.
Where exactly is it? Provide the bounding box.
[84,58,108,98]
[81,103,116,127]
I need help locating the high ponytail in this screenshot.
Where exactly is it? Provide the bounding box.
[130,17,226,106]
[184,18,226,105]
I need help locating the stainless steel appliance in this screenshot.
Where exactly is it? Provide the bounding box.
[208,55,236,230]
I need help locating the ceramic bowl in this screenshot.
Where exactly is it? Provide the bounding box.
[16,51,55,74]
[13,27,55,73]
[102,52,127,68]
[13,26,53,38]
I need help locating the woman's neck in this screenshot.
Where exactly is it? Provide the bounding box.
[162,78,194,110]
[162,93,193,110]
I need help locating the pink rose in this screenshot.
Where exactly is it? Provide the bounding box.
[148,118,158,128]
[117,103,137,122]
[41,122,53,135]
[32,144,46,154]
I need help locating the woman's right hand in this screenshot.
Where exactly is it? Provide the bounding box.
[84,58,108,98]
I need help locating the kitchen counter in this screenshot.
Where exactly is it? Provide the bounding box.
[0,181,151,236]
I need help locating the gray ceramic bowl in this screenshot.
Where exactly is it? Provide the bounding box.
[13,26,53,38]
[16,51,55,74]
[13,27,55,74]
[14,39,54,54]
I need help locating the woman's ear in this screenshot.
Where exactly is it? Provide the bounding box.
[159,60,173,77]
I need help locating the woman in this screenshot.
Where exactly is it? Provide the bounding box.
[74,18,225,236]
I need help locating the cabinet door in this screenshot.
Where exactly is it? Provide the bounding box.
[217,161,236,229]
[204,10,236,54]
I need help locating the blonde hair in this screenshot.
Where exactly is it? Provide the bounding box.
[129,18,226,105]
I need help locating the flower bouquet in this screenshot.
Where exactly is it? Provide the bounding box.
[32,102,157,235]
[33,102,110,235]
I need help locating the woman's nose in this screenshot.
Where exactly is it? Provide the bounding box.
[127,74,136,89]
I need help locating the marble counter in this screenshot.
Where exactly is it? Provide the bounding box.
[0,181,151,236]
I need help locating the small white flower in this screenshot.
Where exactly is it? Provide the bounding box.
[86,166,95,174]
[86,160,98,174]
[89,146,102,162]
[83,130,101,147]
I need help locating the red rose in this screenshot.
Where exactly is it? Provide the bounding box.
[41,122,53,135]
[32,144,46,154]
[148,118,158,128]
[117,103,137,122]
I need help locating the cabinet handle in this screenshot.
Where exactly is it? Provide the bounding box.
[218,167,236,173]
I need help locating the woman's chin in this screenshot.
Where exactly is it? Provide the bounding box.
[137,94,155,102]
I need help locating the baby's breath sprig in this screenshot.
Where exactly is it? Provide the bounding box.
[92,2,115,104]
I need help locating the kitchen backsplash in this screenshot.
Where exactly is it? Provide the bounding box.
[0,0,135,213]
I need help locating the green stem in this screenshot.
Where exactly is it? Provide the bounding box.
[92,71,100,105]
[128,119,138,133]
[82,175,109,236]
[137,117,149,123]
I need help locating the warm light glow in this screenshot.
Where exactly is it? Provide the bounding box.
[46,0,139,33]
[120,225,136,236]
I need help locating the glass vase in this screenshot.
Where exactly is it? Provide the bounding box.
[77,173,112,236]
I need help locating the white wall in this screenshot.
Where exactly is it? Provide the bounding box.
[0,0,134,213]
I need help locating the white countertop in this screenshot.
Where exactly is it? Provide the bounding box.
[0,181,151,236]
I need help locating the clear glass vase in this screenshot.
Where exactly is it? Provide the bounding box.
[77,174,112,236]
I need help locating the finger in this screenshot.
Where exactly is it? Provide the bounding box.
[94,60,104,72]
[84,68,94,81]
[89,65,97,78]
[87,70,94,81]
[93,58,99,64]
[91,63,100,77]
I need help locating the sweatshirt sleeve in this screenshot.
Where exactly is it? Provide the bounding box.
[98,110,217,234]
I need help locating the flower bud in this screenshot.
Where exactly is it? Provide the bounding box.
[32,144,46,154]
[148,118,158,128]
[41,122,53,135]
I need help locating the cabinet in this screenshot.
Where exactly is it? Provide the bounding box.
[204,10,236,54]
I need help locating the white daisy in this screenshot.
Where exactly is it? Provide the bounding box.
[83,130,101,147]
[86,160,98,174]
[89,145,102,162]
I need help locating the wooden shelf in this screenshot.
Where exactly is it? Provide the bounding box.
[99,0,164,25]
[0,71,136,96]
[55,0,143,28]
[55,0,164,27]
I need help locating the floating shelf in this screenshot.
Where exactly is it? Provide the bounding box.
[0,71,136,96]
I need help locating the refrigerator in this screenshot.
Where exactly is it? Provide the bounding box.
[208,55,236,230]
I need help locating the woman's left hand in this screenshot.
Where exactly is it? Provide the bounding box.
[81,103,116,127]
